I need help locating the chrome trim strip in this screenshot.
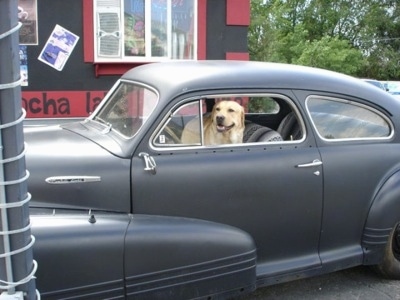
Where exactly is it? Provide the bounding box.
[45,176,101,184]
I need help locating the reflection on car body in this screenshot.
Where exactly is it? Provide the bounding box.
[22,61,400,299]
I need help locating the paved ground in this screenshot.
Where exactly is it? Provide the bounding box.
[240,266,400,299]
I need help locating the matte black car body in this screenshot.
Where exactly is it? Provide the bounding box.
[25,61,400,299]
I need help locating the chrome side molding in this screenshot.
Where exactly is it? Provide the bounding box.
[45,176,101,184]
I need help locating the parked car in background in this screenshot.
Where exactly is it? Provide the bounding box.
[390,91,400,100]
[382,81,400,100]
[24,61,400,299]
[383,81,390,91]
[361,78,388,91]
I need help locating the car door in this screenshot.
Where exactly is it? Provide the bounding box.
[303,93,398,264]
[131,92,324,278]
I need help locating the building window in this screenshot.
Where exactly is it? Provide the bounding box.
[94,0,197,62]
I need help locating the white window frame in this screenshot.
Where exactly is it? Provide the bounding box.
[93,0,197,63]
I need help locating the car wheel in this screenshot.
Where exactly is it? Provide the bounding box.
[374,223,400,279]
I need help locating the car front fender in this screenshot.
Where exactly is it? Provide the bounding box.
[31,209,130,299]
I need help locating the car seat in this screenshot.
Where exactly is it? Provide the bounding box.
[243,121,283,143]
[277,112,302,141]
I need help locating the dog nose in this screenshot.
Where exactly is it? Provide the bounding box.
[216,115,224,123]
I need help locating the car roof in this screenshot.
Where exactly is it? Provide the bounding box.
[121,60,397,110]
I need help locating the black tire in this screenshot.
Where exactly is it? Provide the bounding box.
[243,122,276,143]
[374,223,400,279]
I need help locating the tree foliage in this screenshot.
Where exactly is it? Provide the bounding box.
[249,0,400,79]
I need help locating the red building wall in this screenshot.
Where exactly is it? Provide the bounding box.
[21,0,250,118]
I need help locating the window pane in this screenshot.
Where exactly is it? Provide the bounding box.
[171,0,195,59]
[153,96,297,148]
[307,97,391,140]
[124,0,145,56]
[95,82,158,137]
[95,0,196,61]
[151,1,167,57]
[247,96,279,114]
[154,101,201,146]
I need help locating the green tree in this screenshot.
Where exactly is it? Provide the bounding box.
[293,36,363,74]
[358,0,400,79]
[249,0,400,79]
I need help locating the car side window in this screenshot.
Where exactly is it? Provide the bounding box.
[153,94,304,148]
[154,101,202,146]
[306,96,392,140]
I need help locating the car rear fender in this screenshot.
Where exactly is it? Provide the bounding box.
[362,169,400,265]
[124,214,257,299]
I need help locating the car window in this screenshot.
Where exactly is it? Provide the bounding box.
[154,101,202,145]
[94,81,158,138]
[246,96,280,114]
[153,94,304,148]
[306,96,392,141]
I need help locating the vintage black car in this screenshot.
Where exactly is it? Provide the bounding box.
[24,61,400,299]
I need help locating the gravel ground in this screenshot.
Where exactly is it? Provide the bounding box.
[239,266,400,300]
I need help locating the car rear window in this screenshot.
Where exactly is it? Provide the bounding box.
[306,96,392,141]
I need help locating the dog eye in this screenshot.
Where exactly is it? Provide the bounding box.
[216,107,221,111]
[228,108,235,112]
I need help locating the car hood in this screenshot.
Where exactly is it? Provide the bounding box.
[24,124,131,212]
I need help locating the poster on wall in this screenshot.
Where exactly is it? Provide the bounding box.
[18,0,38,45]
[20,46,28,86]
[38,24,80,71]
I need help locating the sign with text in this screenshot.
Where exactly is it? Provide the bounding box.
[22,91,107,118]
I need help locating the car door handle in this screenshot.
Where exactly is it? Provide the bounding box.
[296,159,323,168]
[139,152,157,174]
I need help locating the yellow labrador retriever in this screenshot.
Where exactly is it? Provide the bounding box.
[181,100,245,145]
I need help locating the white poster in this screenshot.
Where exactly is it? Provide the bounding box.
[18,0,38,45]
[38,25,79,71]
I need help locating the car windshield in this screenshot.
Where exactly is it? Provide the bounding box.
[94,81,158,138]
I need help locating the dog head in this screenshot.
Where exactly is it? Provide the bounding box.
[212,100,245,136]
[212,100,245,132]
